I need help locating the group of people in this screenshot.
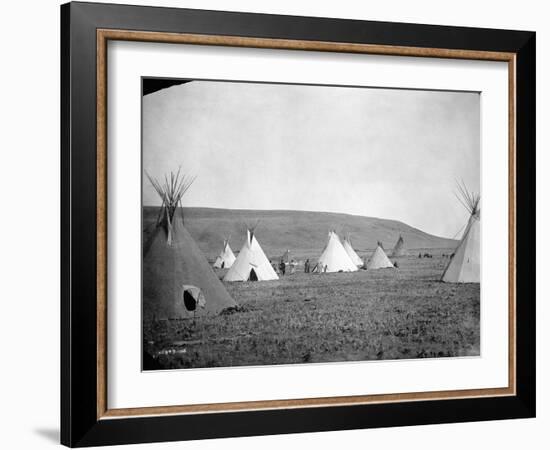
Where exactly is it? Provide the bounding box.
[269,258,320,275]
[270,257,400,274]
[270,258,302,275]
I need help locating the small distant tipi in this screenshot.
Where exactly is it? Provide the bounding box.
[224,224,279,282]
[314,231,358,273]
[441,184,480,283]
[391,235,406,257]
[366,242,394,269]
[343,234,364,267]
[213,238,236,269]
[143,170,236,320]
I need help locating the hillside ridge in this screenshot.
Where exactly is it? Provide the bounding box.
[143,206,458,260]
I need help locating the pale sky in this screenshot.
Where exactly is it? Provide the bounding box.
[142,80,480,238]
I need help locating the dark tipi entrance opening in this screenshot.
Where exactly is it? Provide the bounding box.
[183,290,197,311]
[249,269,258,281]
[181,285,207,317]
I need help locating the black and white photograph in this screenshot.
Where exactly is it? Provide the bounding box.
[142,78,481,370]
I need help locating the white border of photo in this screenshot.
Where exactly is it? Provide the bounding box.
[107,40,509,409]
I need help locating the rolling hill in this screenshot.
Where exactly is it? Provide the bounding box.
[143,207,457,262]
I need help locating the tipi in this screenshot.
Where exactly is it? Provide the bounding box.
[441,184,480,283]
[143,170,236,320]
[314,231,358,273]
[223,225,279,282]
[391,235,406,257]
[343,234,364,267]
[366,242,394,269]
[213,238,236,269]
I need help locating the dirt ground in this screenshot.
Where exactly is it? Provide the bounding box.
[143,251,479,370]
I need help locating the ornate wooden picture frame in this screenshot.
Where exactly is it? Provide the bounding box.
[61,2,535,447]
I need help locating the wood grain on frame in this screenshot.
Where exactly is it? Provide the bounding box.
[508,56,517,394]
[97,29,108,419]
[96,29,517,420]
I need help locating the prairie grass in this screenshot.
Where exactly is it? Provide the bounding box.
[143,253,479,369]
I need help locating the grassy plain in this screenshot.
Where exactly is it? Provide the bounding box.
[143,251,479,369]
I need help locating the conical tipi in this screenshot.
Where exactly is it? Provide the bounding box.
[143,170,236,320]
[314,231,358,273]
[441,184,480,283]
[213,238,236,269]
[343,234,364,267]
[224,225,279,282]
[366,242,394,269]
[391,235,406,257]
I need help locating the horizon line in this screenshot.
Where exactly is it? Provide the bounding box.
[142,204,458,242]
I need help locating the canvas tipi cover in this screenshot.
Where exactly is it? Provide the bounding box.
[224,229,279,281]
[366,243,394,269]
[213,239,236,269]
[391,235,406,257]
[315,231,358,273]
[343,235,363,267]
[441,188,480,283]
[143,171,236,320]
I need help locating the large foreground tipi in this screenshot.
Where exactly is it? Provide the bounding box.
[441,184,480,283]
[143,170,236,320]
[224,225,279,282]
[391,235,406,257]
[366,242,394,269]
[213,238,236,269]
[343,234,364,267]
[314,231,358,273]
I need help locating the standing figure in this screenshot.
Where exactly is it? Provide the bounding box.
[290,259,297,274]
[304,259,310,273]
[279,259,286,276]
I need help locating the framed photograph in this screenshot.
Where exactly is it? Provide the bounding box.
[61,2,536,447]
